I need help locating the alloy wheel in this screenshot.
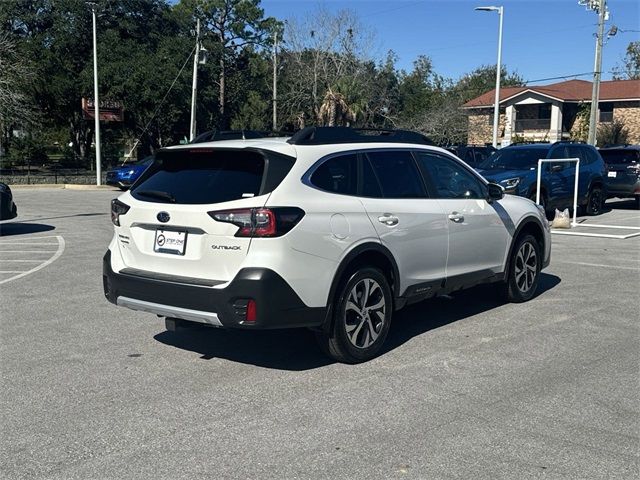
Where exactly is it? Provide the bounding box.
[344,278,386,349]
[514,241,537,293]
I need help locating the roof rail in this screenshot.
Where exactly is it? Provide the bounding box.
[552,140,586,145]
[191,129,267,143]
[286,126,435,146]
[508,141,551,146]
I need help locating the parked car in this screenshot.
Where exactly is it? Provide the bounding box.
[598,145,640,209]
[103,127,551,363]
[445,145,496,168]
[0,182,17,221]
[477,142,607,216]
[106,156,154,190]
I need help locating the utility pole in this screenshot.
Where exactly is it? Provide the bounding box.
[587,0,607,146]
[189,18,200,142]
[88,2,101,185]
[272,30,278,132]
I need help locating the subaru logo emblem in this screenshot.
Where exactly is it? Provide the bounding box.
[157,211,170,223]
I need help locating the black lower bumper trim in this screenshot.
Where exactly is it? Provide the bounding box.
[103,250,326,329]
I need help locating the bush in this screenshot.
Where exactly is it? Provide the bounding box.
[597,119,629,147]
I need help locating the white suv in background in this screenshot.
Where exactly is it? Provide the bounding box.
[103,127,551,363]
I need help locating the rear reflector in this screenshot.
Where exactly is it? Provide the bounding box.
[246,299,257,322]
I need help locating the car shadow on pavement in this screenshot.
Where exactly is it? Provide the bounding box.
[154,327,332,370]
[383,273,561,356]
[0,222,55,236]
[154,273,561,371]
[605,199,638,211]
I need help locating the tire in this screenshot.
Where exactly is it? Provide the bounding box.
[635,196,640,210]
[315,267,393,364]
[502,234,541,303]
[585,186,604,216]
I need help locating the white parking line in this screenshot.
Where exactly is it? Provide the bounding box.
[0,260,45,262]
[0,242,60,246]
[0,236,65,285]
[0,251,59,253]
[553,260,639,271]
[0,271,27,274]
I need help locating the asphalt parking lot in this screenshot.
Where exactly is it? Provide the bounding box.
[1,188,638,480]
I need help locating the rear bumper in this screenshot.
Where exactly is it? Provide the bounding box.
[0,198,17,221]
[102,250,326,329]
[605,179,640,198]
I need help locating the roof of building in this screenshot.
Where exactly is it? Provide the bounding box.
[463,79,640,108]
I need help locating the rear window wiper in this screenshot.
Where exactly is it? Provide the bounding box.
[136,190,176,203]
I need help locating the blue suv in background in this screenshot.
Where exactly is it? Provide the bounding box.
[477,142,607,216]
[106,156,154,190]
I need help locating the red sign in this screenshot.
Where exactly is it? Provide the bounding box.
[82,98,124,122]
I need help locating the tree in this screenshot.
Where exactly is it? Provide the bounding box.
[613,41,640,80]
[279,6,375,128]
[0,33,37,158]
[452,64,524,104]
[175,0,279,129]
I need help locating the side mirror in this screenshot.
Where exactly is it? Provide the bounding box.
[487,182,504,202]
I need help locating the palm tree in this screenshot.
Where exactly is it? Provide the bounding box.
[318,87,356,127]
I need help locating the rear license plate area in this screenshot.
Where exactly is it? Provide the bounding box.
[154,229,187,255]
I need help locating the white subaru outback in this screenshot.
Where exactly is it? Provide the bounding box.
[103,127,551,363]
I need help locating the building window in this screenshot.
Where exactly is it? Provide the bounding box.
[538,104,551,119]
[599,102,613,123]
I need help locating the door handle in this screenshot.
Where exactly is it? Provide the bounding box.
[378,214,399,226]
[448,212,465,223]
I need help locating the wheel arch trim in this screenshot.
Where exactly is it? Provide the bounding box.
[504,215,546,278]
[321,242,400,330]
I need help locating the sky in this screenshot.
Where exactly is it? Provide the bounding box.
[261,0,640,84]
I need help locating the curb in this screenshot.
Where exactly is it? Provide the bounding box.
[9,184,119,191]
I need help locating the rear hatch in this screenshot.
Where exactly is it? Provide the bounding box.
[600,149,640,194]
[113,146,294,282]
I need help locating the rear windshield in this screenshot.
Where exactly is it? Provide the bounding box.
[599,149,639,165]
[480,148,548,170]
[131,149,265,204]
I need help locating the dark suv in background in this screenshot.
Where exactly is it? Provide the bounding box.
[445,145,496,168]
[477,142,607,216]
[598,145,640,209]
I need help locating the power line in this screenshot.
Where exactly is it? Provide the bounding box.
[125,45,196,159]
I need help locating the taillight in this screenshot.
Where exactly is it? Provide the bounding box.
[208,207,304,237]
[111,199,130,226]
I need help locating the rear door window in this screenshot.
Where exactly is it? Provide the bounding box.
[600,149,639,165]
[310,153,358,195]
[131,149,267,204]
[365,151,427,198]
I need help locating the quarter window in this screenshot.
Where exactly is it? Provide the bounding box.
[365,151,427,198]
[415,152,485,199]
[310,154,358,195]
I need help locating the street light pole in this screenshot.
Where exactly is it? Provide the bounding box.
[189,18,200,142]
[476,5,504,149]
[587,0,607,145]
[89,2,101,185]
[272,30,278,132]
